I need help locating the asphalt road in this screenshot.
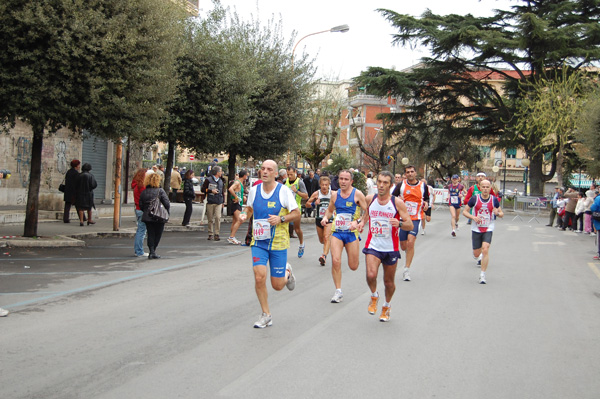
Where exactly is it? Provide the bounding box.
[2,214,600,399]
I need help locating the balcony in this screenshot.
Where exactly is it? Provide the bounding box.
[348,117,364,126]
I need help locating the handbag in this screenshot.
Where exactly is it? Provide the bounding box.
[592,211,600,222]
[58,176,66,193]
[148,192,169,223]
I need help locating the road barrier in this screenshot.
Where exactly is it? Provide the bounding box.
[512,196,548,223]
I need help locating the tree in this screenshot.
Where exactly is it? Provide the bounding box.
[0,0,186,236]
[574,84,600,178]
[378,0,600,195]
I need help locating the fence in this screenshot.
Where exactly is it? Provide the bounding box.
[512,196,548,223]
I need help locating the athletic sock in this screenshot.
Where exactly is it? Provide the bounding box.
[383,302,390,307]
[371,292,379,298]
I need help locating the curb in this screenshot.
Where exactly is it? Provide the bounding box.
[0,235,85,248]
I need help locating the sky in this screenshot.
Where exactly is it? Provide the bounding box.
[204,0,517,80]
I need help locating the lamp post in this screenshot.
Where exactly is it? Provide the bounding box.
[522,158,530,196]
[291,24,350,70]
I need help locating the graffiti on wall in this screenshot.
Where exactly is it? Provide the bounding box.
[16,137,31,188]
[56,141,68,174]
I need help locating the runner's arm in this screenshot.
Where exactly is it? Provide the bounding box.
[352,190,369,232]
[306,191,319,208]
[394,197,414,231]
[493,197,504,218]
[228,181,240,202]
[321,191,337,225]
[462,197,480,222]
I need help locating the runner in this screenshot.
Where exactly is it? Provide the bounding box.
[240,160,300,328]
[420,178,435,235]
[305,175,333,266]
[464,172,496,225]
[447,174,466,237]
[462,179,504,284]
[363,171,414,321]
[392,165,429,282]
[285,166,308,257]
[321,170,369,303]
[227,170,249,245]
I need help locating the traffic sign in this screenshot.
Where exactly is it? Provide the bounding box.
[189,155,194,161]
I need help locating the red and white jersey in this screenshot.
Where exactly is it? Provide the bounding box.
[471,194,499,233]
[364,195,400,252]
[398,180,426,221]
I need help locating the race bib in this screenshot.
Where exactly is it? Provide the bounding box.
[334,213,353,231]
[319,206,327,217]
[450,196,459,205]
[477,213,491,228]
[370,218,391,238]
[405,201,418,216]
[253,219,271,240]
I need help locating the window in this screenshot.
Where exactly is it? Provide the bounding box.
[479,146,491,158]
[506,148,517,159]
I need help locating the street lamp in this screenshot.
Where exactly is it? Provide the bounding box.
[401,157,409,165]
[522,158,530,196]
[291,24,350,70]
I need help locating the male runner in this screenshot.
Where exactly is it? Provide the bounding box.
[392,165,429,281]
[363,171,414,321]
[447,174,466,237]
[420,178,435,235]
[321,170,369,303]
[240,160,300,328]
[285,166,308,257]
[227,170,249,245]
[305,175,333,266]
[463,179,504,284]
[464,172,496,225]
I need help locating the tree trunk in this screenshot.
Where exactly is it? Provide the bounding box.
[113,141,122,231]
[226,150,237,216]
[528,151,545,196]
[164,140,175,192]
[23,126,44,237]
[123,139,130,204]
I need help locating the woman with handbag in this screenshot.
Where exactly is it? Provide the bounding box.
[140,172,170,259]
[181,169,195,226]
[62,159,81,223]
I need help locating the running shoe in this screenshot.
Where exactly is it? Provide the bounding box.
[479,273,486,284]
[298,245,305,258]
[0,307,9,317]
[403,268,411,281]
[318,255,326,266]
[593,255,600,260]
[379,306,391,322]
[253,312,272,328]
[477,260,481,266]
[368,295,379,315]
[227,237,241,245]
[451,230,456,237]
[286,263,296,291]
[331,289,343,303]
[421,229,425,235]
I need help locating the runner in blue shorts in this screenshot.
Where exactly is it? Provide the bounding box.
[240,160,301,328]
[446,174,466,237]
[362,171,414,321]
[321,170,368,303]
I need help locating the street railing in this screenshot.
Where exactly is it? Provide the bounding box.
[512,196,548,223]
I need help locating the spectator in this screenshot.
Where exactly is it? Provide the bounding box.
[574,192,586,233]
[561,188,579,231]
[202,165,225,241]
[303,170,319,217]
[590,191,600,259]
[547,187,562,227]
[366,172,376,196]
[584,190,595,234]
[170,166,182,201]
[62,159,81,223]
[131,168,148,257]
[181,169,195,226]
[140,172,170,259]
[75,163,97,226]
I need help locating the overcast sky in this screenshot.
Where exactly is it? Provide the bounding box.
[208,0,516,80]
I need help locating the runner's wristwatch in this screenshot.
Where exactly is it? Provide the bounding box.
[280,216,286,223]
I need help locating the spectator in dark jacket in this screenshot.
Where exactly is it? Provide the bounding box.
[140,172,170,259]
[75,163,97,226]
[63,159,81,223]
[303,170,319,217]
[181,169,195,226]
[202,166,225,240]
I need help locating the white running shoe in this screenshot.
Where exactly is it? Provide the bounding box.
[0,307,9,317]
[421,229,425,235]
[451,230,456,237]
[285,263,296,291]
[331,289,343,303]
[253,312,272,328]
[403,268,411,281]
[479,273,487,284]
[227,237,241,245]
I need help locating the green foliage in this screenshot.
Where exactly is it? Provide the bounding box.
[352,171,367,195]
[323,152,352,175]
[575,85,600,178]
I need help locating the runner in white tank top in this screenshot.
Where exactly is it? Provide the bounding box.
[306,175,334,266]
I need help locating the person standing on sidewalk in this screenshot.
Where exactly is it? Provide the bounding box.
[62,159,81,223]
[591,191,600,260]
[75,163,97,226]
[140,173,170,259]
[181,170,195,226]
[202,166,225,241]
[561,188,580,231]
[131,168,148,257]
[170,166,182,201]
[240,160,299,328]
[547,187,562,227]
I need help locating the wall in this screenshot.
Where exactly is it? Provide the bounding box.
[0,121,82,209]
